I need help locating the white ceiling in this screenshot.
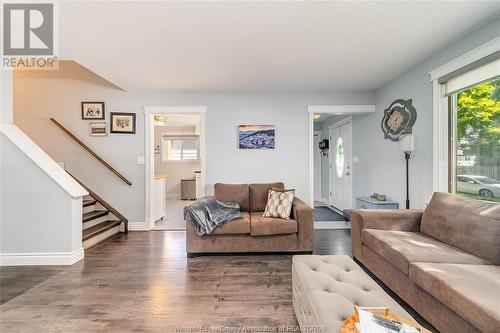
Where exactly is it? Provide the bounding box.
[60,1,500,92]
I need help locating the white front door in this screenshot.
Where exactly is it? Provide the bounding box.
[329,120,352,210]
[313,131,322,201]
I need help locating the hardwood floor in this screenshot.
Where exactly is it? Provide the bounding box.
[0,230,433,332]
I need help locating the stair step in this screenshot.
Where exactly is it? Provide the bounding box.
[83,203,97,215]
[82,210,108,222]
[83,213,111,230]
[82,220,121,241]
[83,198,97,207]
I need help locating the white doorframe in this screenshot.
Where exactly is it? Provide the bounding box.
[142,106,207,231]
[328,116,353,209]
[313,130,322,202]
[307,105,375,207]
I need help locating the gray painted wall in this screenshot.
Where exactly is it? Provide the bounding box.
[12,16,498,223]
[14,63,373,223]
[1,134,82,255]
[352,17,500,209]
[1,71,13,124]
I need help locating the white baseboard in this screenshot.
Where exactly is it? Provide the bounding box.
[314,221,351,230]
[0,248,84,266]
[128,219,155,231]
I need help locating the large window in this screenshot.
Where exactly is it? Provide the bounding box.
[161,136,200,161]
[450,78,500,202]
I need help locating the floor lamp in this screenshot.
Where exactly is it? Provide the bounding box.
[399,134,415,209]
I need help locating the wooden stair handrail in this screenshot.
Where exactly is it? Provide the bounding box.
[67,171,128,232]
[50,118,132,186]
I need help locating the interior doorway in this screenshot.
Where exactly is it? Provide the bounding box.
[308,105,376,229]
[144,106,206,231]
[311,113,353,227]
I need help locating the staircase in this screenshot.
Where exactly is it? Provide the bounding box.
[82,195,123,249]
[66,171,128,250]
[48,118,130,249]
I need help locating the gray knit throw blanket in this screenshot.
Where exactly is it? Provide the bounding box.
[184,198,242,236]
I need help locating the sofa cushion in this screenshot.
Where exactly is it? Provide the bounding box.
[212,212,250,235]
[410,262,500,333]
[362,229,490,275]
[421,192,500,264]
[250,212,297,236]
[214,183,249,212]
[249,182,284,212]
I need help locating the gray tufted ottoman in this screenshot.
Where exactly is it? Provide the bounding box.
[292,255,415,332]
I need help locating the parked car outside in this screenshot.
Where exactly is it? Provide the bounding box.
[457,175,500,197]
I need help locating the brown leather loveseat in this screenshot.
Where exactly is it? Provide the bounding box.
[351,192,500,333]
[186,182,314,256]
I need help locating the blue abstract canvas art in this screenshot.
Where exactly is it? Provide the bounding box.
[238,125,275,149]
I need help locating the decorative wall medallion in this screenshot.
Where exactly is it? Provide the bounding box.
[381,99,417,142]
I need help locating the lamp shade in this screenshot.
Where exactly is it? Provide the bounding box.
[399,134,415,153]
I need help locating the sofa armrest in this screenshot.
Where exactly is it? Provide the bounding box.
[351,209,424,261]
[291,197,314,251]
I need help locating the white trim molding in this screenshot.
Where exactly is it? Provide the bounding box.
[144,106,207,114]
[429,36,500,81]
[0,248,84,266]
[432,81,449,193]
[429,37,500,193]
[143,106,207,231]
[308,104,375,115]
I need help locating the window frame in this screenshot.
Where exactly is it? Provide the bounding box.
[160,134,200,162]
[430,37,500,195]
[447,77,499,197]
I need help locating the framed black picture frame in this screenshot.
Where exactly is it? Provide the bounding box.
[81,102,105,120]
[110,112,136,134]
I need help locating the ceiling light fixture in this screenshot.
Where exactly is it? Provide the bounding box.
[313,114,321,120]
[154,115,168,126]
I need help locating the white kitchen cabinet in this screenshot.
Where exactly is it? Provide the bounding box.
[153,175,166,222]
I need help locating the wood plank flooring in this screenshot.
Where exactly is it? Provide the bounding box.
[0,230,432,333]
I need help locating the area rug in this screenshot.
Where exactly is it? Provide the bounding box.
[314,206,345,221]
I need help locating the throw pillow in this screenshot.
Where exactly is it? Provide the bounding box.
[263,188,295,219]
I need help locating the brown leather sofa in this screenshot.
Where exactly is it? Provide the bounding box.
[351,192,500,333]
[186,182,314,256]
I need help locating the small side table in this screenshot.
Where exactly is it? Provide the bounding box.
[343,197,399,221]
[356,197,399,209]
